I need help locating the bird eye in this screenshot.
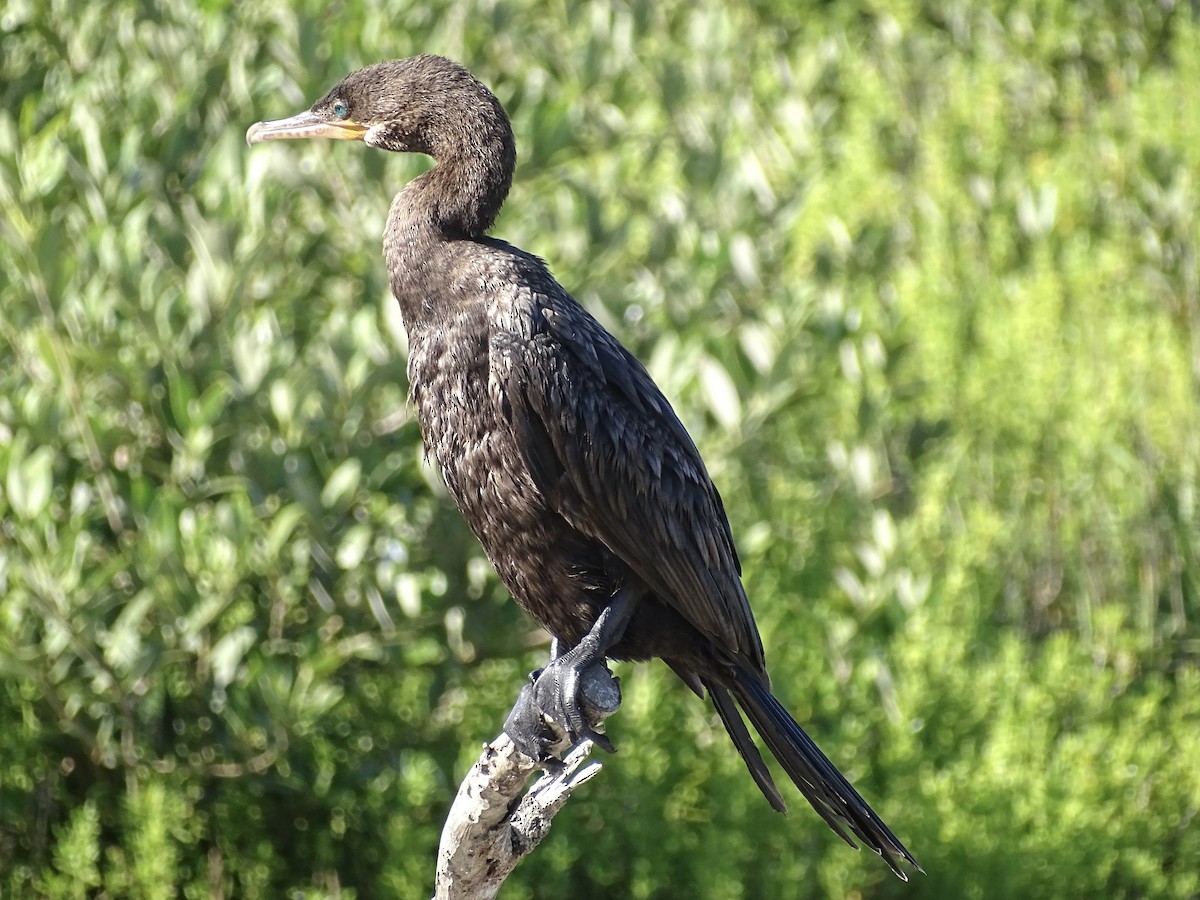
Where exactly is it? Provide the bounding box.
[332,101,349,119]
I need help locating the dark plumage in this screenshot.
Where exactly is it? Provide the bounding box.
[247,54,919,879]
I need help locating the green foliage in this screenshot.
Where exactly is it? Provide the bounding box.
[2,0,1197,897]
[42,802,101,899]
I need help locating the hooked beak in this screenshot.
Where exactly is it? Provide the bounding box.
[245,110,368,146]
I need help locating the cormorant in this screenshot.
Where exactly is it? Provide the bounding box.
[247,55,918,879]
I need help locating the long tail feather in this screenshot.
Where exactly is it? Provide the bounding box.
[706,680,786,812]
[722,667,921,880]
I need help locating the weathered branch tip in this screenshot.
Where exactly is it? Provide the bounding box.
[433,663,621,900]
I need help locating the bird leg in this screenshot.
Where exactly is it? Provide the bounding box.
[504,589,636,764]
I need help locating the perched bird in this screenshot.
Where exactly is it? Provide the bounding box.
[248,55,918,878]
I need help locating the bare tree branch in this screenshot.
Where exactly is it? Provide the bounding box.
[434,664,621,899]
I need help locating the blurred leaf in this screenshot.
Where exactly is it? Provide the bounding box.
[336,524,372,571]
[104,591,155,673]
[698,354,741,431]
[264,503,306,560]
[211,626,256,691]
[7,441,54,520]
[321,458,361,510]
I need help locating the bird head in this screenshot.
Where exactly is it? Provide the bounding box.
[246,55,516,236]
[246,56,511,161]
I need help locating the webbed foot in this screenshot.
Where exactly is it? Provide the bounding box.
[503,655,617,763]
[503,589,636,764]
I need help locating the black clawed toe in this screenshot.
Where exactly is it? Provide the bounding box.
[503,656,616,761]
[503,591,635,762]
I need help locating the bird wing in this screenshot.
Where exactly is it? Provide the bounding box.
[490,284,766,672]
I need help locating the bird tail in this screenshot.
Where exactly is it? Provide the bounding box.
[704,668,920,881]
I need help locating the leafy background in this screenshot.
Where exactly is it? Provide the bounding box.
[2,0,1198,897]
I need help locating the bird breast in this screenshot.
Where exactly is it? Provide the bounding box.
[401,280,610,644]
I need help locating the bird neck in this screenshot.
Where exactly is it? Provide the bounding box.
[381,101,516,318]
[383,153,510,324]
[417,154,512,237]
[387,97,515,238]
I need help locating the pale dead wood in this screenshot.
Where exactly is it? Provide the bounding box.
[433,664,620,899]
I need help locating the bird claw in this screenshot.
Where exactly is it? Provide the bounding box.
[504,657,616,763]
